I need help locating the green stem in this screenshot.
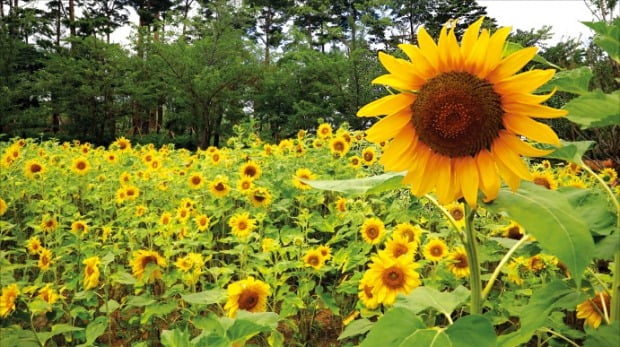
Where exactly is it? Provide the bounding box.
[482,234,529,301]
[581,164,620,321]
[538,328,580,347]
[463,204,482,315]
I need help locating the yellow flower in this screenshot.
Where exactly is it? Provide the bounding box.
[363,253,421,306]
[358,17,565,206]
[24,159,45,179]
[335,197,347,212]
[599,168,618,185]
[393,222,423,246]
[38,248,53,271]
[38,284,60,306]
[123,185,140,200]
[175,253,203,273]
[293,168,316,190]
[382,235,417,259]
[104,151,119,164]
[26,237,43,255]
[228,212,257,239]
[445,202,465,230]
[576,292,611,329]
[113,136,132,151]
[361,147,378,166]
[195,214,211,231]
[71,156,90,175]
[358,277,380,310]
[349,155,362,169]
[135,205,147,217]
[303,249,326,270]
[329,136,350,157]
[531,170,558,190]
[317,245,332,260]
[446,247,470,278]
[83,256,101,290]
[249,187,272,207]
[240,161,262,180]
[502,221,525,240]
[527,254,546,272]
[360,217,386,245]
[131,250,166,283]
[188,172,205,189]
[119,172,132,185]
[237,177,254,193]
[71,220,89,235]
[176,207,191,223]
[0,284,19,317]
[312,139,324,149]
[209,175,231,198]
[0,197,7,216]
[224,276,271,317]
[317,123,333,139]
[422,238,448,262]
[40,215,58,232]
[261,237,278,253]
[159,212,172,226]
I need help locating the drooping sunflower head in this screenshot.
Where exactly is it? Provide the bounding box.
[240,161,262,180]
[422,238,448,262]
[358,17,566,207]
[38,284,60,306]
[360,217,386,245]
[71,220,89,235]
[446,247,470,278]
[293,168,316,190]
[0,284,20,318]
[83,256,101,290]
[71,157,90,176]
[303,249,326,270]
[249,187,272,208]
[502,220,525,240]
[364,253,421,306]
[335,197,347,212]
[576,292,611,329]
[130,250,167,283]
[38,248,53,271]
[224,276,271,317]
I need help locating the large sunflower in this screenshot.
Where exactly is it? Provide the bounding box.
[357,17,566,206]
[303,249,326,270]
[239,161,262,180]
[363,253,421,306]
[224,276,271,317]
[71,157,90,176]
[576,292,611,329]
[130,250,167,283]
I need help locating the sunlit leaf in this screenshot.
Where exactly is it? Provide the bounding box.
[537,67,592,95]
[565,90,620,129]
[445,315,497,347]
[395,286,470,317]
[544,140,594,165]
[301,171,406,194]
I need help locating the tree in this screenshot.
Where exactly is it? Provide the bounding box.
[245,0,292,65]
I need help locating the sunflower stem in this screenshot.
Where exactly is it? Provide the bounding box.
[482,234,529,301]
[463,204,482,315]
[581,164,620,321]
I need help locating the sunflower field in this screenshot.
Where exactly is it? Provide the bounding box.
[1,17,620,347]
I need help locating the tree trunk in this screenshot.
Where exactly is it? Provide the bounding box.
[264,7,271,65]
[68,0,75,36]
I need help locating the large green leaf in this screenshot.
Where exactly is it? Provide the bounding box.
[498,280,586,347]
[584,321,620,347]
[582,19,620,63]
[338,318,373,340]
[161,328,192,347]
[360,307,425,346]
[226,312,279,343]
[559,187,617,236]
[565,90,620,128]
[302,171,406,194]
[398,329,452,347]
[36,324,84,345]
[80,316,108,347]
[181,288,226,305]
[482,182,594,284]
[394,286,470,317]
[544,140,594,165]
[595,232,620,260]
[445,315,497,347]
[537,67,592,95]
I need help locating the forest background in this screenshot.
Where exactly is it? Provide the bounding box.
[0,0,618,163]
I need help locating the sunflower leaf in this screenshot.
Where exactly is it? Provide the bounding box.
[394,286,470,317]
[482,182,594,285]
[444,315,497,347]
[301,171,407,195]
[504,42,562,70]
[537,67,593,95]
[360,307,425,346]
[565,90,620,129]
[544,140,594,165]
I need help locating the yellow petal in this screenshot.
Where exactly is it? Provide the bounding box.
[413,151,442,196]
[487,47,538,83]
[504,89,557,104]
[381,136,419,171]
[372,74,415,92]
[455,156,479,207]
[492,136,533,180]
[494,69,555,95]
[416,26,440,72]
[398,44,437,79]
[438,24,461,72]
[434,155,454,204]
[378,52,425,88]
[461,17,485,62]
[502,102,568,119]
[366,108,412,142]
[357,93,415,117]
[499,130,554,157]
[464,29,490,76]
[404,145,432,192]
[503,114,561,145]
[494,151,522,192]
[379,125,417,168]
[480,26,512,78]
[475,150,500,201]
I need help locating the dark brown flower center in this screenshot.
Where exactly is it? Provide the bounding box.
[215,183,225,191]
[31,164,42,173]
[238,221,247,230]
[453,253,468,269]
[431,245,443,257]
[333,141,344,151]
[141,256,157,269]
[411,72,503,157]
[450,208,464,221]
[392,244,409,258]
[308,255,320,266]
[363,284,373,298]
[366,226,379,239]
[506,226,523,239]
[238,290,258,310]
[76,161,86,170]
[244,166,257,177]
[253,194,266,202]
[401,230,415,243]
[191,176,201,185]
[533,177,551,189]
[383,266,405,288]
[364,152,374,162]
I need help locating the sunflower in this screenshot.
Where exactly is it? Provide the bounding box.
[228,212,257,239]
[240,161,262,180]
[209,175,231,198]
[123,185,140,201]
[26,237,42,255]
[293,168,316,190]
[576,292,611,329]
[83,256,101,290]
[38,216,56,233]
[38,284,60,306]
[38,248,53,271]
[382,235,417,259]
[349,155,362,169]
[71,157,90,176]
[0,284,19,317]
[445,202,466,230]
[329,136,350,157]
[317,123,333,139]
[176,207,191,223]
[527,254,546,272]
[312,139,324,148]
[130,250,167,283]
[317,245,332,260]
[502,220,525,240]
[599,168,618,186]
[174,253,204,283]
[422,238,449,262]
[187,172,204,189]
[446,247,470,278]
[358,276,380,310]
[393,222,423,246]
[0,197,7,216]
[113,136,132,151]
[159,212,172,226]
[249,187,272,207]
[24,159,45,179]
[304,249,326,270]
[357,17,565,206]
[361,147,378,166]
[224,276,271,317]
[567,178,587,189]
[71,220,89,235]
[237,177,254,193]
[263,144,276,156]
[119,172,132,185]
[335,197,347,212]
[261,237,278,253]
[360,217,386,245]
[363,253,421,306]
[532,171,558,190]
[195,214,211,231]
[104,151,118,164]
[135,205,147,217]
